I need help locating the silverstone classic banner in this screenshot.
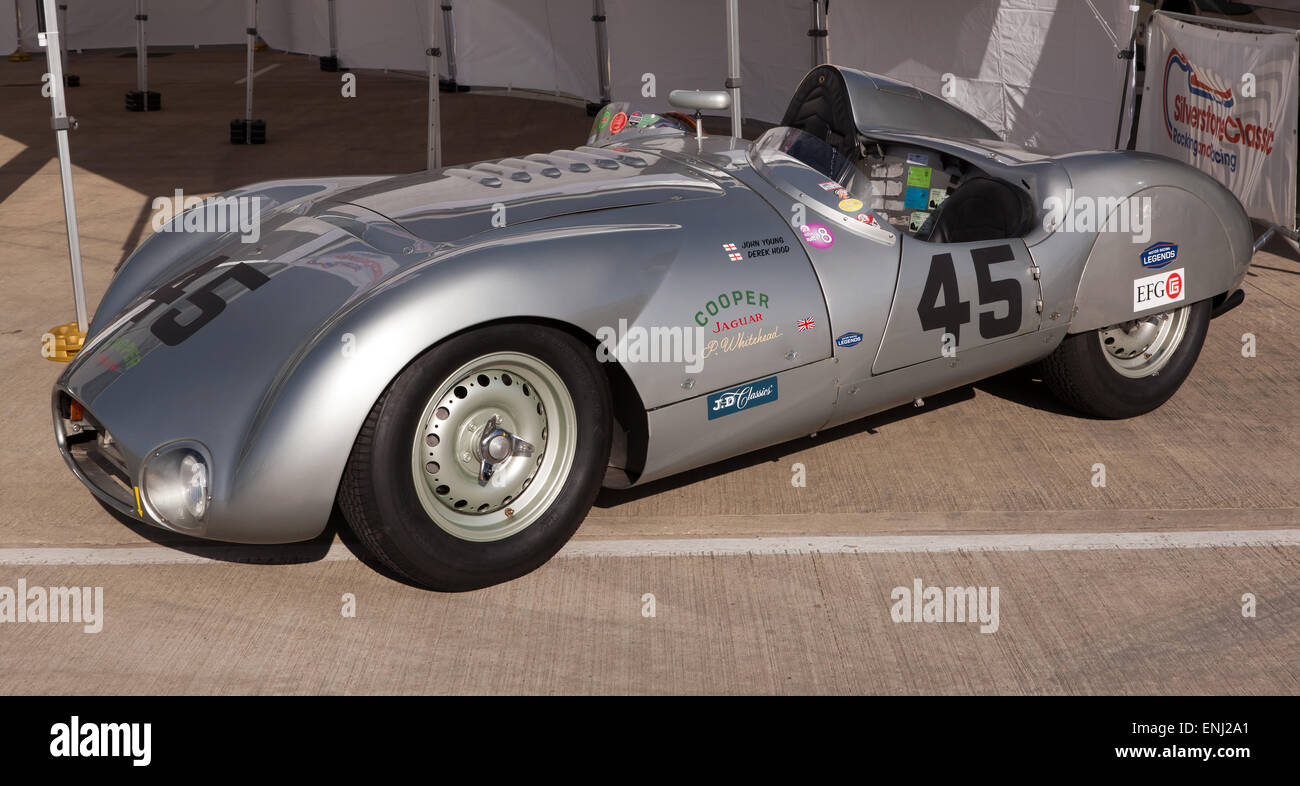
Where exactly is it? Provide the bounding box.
[1137,12,1299,230]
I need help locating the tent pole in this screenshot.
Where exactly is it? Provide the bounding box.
[427,0,442,170]
[1112,4,1140,149]
[591,0,611,114]
[725,0,741,137]
[125,0,157,110]
[38,0,88,332]
[56,4,67,79]
[244,0,255,142]
[136,0,147,96]
[809,0,828,67]
[442,1,459,91]
[328,0,338,61]
[320,0,339,71]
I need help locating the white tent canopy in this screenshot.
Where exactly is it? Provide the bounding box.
[10,0,1136,153]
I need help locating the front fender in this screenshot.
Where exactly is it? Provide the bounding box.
[222,218,684,542]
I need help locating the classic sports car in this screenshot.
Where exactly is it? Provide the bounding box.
[54,65,1252,590]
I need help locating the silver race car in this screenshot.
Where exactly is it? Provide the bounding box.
[53,66,1253,589]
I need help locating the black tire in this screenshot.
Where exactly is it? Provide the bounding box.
[1041,299,1212,419]
[338,324,611,590]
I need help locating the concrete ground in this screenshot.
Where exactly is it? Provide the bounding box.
[0,51,1297,694]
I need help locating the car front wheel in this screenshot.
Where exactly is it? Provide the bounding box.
[338,324,611,590]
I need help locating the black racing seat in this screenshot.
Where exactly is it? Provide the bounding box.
[921,176,1035,244]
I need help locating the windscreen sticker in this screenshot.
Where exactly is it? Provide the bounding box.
[838,197,864,212]
[598,109,611,129]
[818,181,841,192]
[609,112,628,134]
[929,188,948,209]
[909,211,930,232]
[904,187,929,210]
[907,166,933,189]
[799,223,835,249]
[907,152,930,166]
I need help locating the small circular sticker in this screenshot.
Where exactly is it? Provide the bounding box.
[855,213,875,225]
[1167,271,1183,298]
[610,112,628,134]
[799,223,835,249]
[598,110,611,129]
[835,188,849,200]
[838,197,864,212]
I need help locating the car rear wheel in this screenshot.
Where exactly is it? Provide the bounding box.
[338,324,611,590]
[1041,299,1211,419]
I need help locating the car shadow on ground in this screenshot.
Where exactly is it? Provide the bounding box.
[96,497,437,589]
[596,364,1087,508]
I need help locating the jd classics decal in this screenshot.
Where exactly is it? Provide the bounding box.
[707,375,778,420]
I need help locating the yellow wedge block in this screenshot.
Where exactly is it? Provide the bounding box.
[43,322,86,363]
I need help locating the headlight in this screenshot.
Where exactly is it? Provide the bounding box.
[141,444,211,531]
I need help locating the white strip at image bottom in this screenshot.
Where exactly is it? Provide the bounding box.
[0,529,1296,566]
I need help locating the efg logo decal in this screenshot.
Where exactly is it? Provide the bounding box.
[836,332,863,348]
[1140,241,1178,269]
[707,376,778,420]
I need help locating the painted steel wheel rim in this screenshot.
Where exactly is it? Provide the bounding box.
[1097,304,1191,379]
[410,352,577,542]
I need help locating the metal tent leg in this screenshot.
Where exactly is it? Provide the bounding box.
[125,0,160,110]
[427,0,443,169]
[57,3,77,86]
[231,0,266,143]
[321,0,339,71]
[37,0,88,353]
[725,0,742,138]
[439,1,467,92]
[808,0,828,68]
[587,0,611,115]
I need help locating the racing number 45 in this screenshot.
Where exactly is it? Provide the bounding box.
[916,244,1022,346]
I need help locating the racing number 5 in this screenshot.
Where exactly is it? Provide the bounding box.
[917,244,1022,346]
[970,245,1021,340]
[150,261,270,346]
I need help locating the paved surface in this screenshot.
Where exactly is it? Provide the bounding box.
[1,51,1297,694]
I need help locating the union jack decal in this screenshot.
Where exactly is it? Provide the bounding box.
[797,318,815,332]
